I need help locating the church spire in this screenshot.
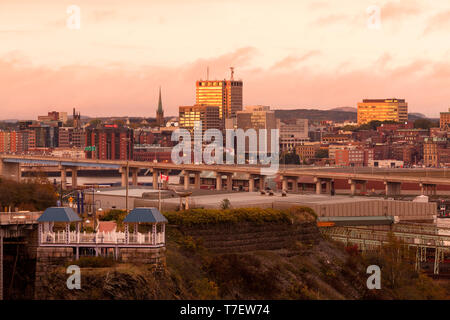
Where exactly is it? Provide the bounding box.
[157,86,163,113]
[156,86,164,127]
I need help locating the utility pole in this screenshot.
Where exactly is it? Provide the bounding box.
[126,160,129,214]
[0,234,3,301]
[92,186,97,232]
[158,174,162,212]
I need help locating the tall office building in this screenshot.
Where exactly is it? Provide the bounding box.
[357,99,408,125]
[85,124,134,160]
[195,69,243,119]
[179,105,222,134]
[236,105,277,153]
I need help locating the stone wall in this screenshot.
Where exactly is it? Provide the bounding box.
[119,247,166,273]
[34,247,73,299]
[178,221,321,254]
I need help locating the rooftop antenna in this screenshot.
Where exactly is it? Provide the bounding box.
[230,67,234,80]
[207,66,209,80]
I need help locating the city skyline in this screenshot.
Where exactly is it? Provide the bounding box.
[1,0,450,119]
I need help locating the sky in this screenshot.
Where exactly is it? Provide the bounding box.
[1,0,450,119]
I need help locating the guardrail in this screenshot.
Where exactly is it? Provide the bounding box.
[0,212,41,225]
[40,231,165,246]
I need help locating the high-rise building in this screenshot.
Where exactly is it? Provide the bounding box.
[156,87,165,127]
[357,98,408,125]
[85,124,134,160]
[179,105,222,134]
[0,131,30,153]
[29,122,60,148]
[196,70,243,119]
[440,108,450,131]
[236,105,277,153]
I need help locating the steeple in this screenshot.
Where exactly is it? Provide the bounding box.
[157,87,163,113]
[156,86,164,127]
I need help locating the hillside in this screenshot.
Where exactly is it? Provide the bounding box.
[35,207,449,300]
[274,108,432,123]
[275,109,357,122]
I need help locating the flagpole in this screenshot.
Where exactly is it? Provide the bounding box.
[158,174,162,212]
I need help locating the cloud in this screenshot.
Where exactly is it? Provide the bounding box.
[271,51,320,70]
[423,11,450,35]
[0,50,449,119]
[311,14,348,27]
[380,0,422,21]
[90,9,117,22]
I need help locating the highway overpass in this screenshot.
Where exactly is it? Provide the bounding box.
[2,154,450,196]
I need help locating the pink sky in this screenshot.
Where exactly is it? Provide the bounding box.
[1,0,450,119]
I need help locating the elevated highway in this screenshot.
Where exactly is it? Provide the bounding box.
[2,154,450,196]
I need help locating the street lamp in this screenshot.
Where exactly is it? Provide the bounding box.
[122,137,132,214]
[91,186,100,232]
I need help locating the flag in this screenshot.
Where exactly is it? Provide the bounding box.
[160,173,169,182]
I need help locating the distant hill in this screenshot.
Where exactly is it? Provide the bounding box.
[275,109,357,122]
[275,108,435,123]
[330,107,357,112]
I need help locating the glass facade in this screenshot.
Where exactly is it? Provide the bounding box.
[196,80,243,119]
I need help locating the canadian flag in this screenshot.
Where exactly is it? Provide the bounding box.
[160,173,169,182]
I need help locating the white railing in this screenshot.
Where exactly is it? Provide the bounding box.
[40,230,165,245]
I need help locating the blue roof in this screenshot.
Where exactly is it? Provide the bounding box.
[123,207,168,223]
[37,207,82,223]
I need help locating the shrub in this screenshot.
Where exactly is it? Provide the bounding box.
[220,198,231,210]
[164,206,317,227]
[66,256,115,268]
[100,209,127,227]
[192,279,219,300]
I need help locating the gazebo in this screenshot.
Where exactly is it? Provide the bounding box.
[123,207,168,246]
[36,206,167,261]
[37,207,82,245]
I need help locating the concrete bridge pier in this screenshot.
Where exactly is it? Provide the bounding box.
[152,169,158,190]
[131,168,139,186]
[348,179,368,196]
[225,173,233,191]
[315,178,321,195]
[194,171,201,189]
[0,161,20,182]
[281,175,288,192]
[259,175,265,191]
[314,177,332,195]
[385,181,402,197]
[182,170,190,190]
[292,177,299,193]
[215,172,223,191]
[249,176,254,192]
[119,167,128,188]
[59,165,67,190]
[281,175,299,193]
[162,170,170,189]
[71,167,78,189]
